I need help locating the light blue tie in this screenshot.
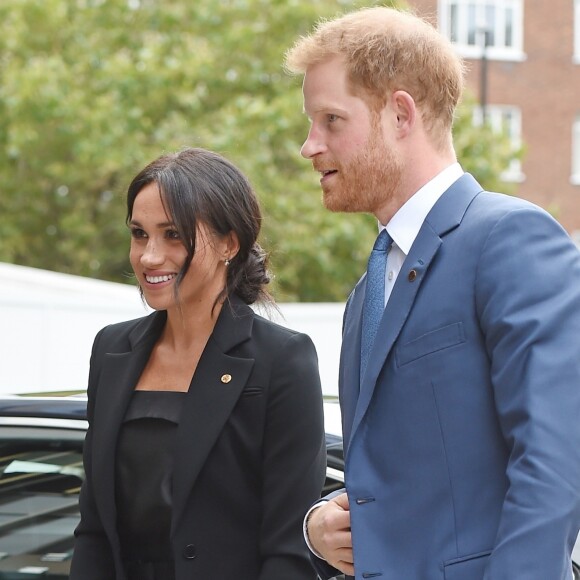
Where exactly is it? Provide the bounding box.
[360,229,392,383]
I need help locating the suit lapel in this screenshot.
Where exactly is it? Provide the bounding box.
[346,174,483,450]
[90,302,256,536]
[91,312,164,531]
[340,286,364,449]
[348,229,442,446]
[171,298,255,534]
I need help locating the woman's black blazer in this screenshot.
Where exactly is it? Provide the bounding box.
[70,295,327,580]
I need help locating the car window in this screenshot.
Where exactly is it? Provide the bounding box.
[0,427,84,579]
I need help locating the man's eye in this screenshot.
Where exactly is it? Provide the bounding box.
[327,114,338,123]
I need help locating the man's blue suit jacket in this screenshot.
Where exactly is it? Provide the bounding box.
[319,174,580,580]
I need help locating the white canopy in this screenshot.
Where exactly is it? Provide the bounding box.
[0,262,342,396]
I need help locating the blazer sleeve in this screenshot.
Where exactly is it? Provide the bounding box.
[476,206,580,579]
[70,327,117,580]
[258,331,327,580]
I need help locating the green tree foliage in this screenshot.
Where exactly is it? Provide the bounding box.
[0,0,518,301]
[454,93,523,195]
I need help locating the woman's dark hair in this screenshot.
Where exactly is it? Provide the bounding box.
[127,147,272,307]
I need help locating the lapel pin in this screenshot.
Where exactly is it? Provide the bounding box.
[408,269,417,282]
[221,374,232,384]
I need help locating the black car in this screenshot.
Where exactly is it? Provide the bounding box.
[0,396,345,579]
[1,396,578,579]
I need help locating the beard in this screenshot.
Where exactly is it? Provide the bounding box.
[318,125,403,215]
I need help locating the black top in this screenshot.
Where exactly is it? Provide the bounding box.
[116,390,186,580]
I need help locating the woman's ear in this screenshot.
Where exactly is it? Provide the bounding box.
[224,230,240,262]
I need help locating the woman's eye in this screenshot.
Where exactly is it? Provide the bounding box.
[166,229,181,241]
[130,227,147,239]
[327,114,338,123]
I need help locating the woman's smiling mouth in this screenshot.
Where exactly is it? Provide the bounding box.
[145,273,177,284]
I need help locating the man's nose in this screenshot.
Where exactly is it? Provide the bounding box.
[300,127,326,159]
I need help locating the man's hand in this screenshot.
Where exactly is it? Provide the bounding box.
[307,492,354,576]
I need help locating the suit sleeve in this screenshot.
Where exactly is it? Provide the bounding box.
[258,332,327,580]
[304,490,349,580]
[476,207,580,579]
[70,327,117,580]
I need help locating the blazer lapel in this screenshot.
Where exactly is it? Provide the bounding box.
[347,174,484,450]
[171,298,255,534]
[340,286,364,450]
[91,311,164,533]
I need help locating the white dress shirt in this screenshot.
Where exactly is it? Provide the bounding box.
[380,162,464,305]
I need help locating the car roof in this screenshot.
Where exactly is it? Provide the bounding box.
[0,395,87,420]
[0,394,344,440]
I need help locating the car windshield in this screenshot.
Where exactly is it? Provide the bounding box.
[0,426,84,579]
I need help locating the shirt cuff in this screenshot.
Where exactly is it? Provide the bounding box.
[303,501,328,560]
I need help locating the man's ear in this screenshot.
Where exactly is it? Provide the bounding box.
[390,90,416,138]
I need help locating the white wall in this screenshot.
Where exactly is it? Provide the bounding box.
[0,263,342,396]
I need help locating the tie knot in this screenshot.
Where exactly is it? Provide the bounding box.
[373,229,391,252]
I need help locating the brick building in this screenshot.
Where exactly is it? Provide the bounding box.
[407,0,580,236]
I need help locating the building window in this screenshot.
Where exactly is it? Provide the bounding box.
[473,105,524,182]
[572,116,580,185]
[439,0,525,61]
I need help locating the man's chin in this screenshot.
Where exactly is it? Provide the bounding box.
[322,195,345,213]
[323,191,366,214]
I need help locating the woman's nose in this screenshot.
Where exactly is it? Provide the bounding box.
[141,240,164,267]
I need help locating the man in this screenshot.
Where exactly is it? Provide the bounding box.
[285,6,580,580]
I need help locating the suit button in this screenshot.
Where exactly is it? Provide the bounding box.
[183,544,196,559]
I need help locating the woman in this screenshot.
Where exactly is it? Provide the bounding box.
[70,147,326,580]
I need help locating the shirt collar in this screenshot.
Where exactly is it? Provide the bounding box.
[380,163,464,255]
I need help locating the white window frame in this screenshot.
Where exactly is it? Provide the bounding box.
[473,105,524,182]
[572,116,580,185]
[439,0,525,61]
